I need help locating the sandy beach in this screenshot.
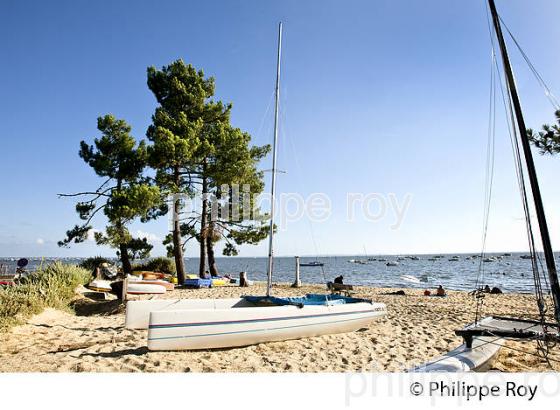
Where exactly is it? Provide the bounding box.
[0,283,558,372]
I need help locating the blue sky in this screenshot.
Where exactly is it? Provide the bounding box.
[1,0,559,258]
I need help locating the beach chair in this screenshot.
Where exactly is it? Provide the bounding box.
[326,282,355,297]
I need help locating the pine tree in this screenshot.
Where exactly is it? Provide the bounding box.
[205,122,271,271]
[146,59,229,282]
[528,110,560,155]
[59,115,161,273]
[146,59,270,280]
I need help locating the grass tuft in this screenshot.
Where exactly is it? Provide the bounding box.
[0,262,92,331]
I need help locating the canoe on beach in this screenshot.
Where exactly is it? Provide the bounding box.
[132,271,165,280]
[127,283,167,295]
[133,280,175,291]
[87,279,112,292]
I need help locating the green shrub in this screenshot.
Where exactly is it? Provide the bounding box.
[0,262,92,331]
[79,256,111,272]
[133,257,176,275]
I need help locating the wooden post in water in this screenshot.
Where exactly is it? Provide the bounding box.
[292,256,301,288]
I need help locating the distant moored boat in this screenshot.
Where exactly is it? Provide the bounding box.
[300,261,324,267]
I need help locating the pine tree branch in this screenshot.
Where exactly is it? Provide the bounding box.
[84,204,107,226]
[58,191,112,198]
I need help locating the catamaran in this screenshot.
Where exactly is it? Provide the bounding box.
[412,0,560,371]
[126,22,387,351]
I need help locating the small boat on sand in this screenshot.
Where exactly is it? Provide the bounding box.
[133,271,165,280]
[211,278,228,286]
[134,280,174,291]
[184,278,212,288]
[127,283,167,295]
[88,279,112,292]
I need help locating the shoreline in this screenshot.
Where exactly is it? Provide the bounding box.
[0,283,558,372]
[1,251,556,258]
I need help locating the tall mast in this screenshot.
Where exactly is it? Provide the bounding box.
[266,22,282,297]
[488,0,560,322]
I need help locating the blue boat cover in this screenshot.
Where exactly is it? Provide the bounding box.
[184,278,212,288]
[244,293,371,307]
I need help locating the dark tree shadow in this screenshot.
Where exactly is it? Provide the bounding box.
[31,323,124,333]
[71,299,124,316]
[78,346,149,358]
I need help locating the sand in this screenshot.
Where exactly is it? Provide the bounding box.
[0,283,558,372]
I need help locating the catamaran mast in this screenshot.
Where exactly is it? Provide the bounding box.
[266,22,282,297]
[488,0,560,323]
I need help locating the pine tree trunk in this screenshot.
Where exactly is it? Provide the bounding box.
[120,243,132,274]
[173,167,186,284]
[199,170,208,278]
[207,227,219,277]
[115,179,132,274]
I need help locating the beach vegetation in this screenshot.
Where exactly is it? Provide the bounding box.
[133,256,176,275]
[0,262,91,331]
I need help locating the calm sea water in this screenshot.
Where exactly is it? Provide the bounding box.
[1,253,558,293]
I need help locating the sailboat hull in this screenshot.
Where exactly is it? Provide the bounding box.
[146,301,386,351]
[125,298,251,330]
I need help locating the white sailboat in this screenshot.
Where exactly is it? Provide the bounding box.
[126,22,387,351]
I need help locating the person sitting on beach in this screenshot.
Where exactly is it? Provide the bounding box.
[334,275,344,284]
[436,285,446,297]
[483,285,491,293]
[490,286,502,294]
[423,289,431,296]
